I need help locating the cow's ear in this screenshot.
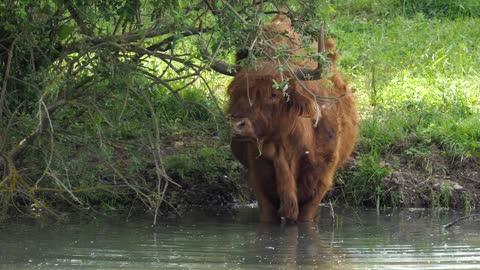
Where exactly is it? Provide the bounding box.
[325,38,337,65]
[289,86,317,118]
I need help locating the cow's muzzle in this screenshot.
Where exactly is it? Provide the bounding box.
[232,118,255,137]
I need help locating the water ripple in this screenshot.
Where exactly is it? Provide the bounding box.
[0,208,479,270]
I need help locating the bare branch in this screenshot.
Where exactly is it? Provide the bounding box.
[47,171,83,205]
[199,74,223,114]
[7,75,95,161]
[198,39,239,76]
[63,25,178,54]
[131,45,203,70]
[64,0,94,36]
[137,88,180,224]
[163,72,200,83]
[444,214,479,229]
[172,78,199,94]
[32,99,56,189]
[0,37,16,121]
[220,0,249,25]
[8,99,67,161]
[141,70,181,99]
[0,101,24,153]
[145,27,212,53]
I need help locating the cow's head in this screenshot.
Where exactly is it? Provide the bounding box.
[227,66,320,140]
[226,37,337,141]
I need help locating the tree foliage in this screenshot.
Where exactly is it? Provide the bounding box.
[0,0,329,220]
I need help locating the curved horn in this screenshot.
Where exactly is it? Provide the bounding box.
[294,23,326,81]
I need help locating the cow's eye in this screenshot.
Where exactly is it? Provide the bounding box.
[271,92,277,98]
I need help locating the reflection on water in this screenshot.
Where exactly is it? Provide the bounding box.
[0,207,479,270]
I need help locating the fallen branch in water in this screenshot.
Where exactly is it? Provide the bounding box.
[329,201,335,225]
[443,214,479,229]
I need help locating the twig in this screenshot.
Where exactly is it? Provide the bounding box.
[62,24,178,53]
[0,153,7,180]
[156,48,175,78]
[198,74,223,114]
[257,35,343,127]
[64,0,94,36]
[220,0,249,25]
[443,214,479,229]
[46,171,83,205]
[320,204,364,225]
[0,101,24,152]
[329,200,335,225]
[136,88,181,225]
[286,64,344,127]
[136,89,180,187]
[118,87,130,121]
[109,165,151,207]
[16,185,128,193]
[172,78,199,94]
[33,99,56,188]
[459,175,480,184]
[8,99,67,161]
[145,27,211,53]
[337,213,364,225]
[198,38,239,76]
[0,37,17,121]
[141,70,181,99]
[164,73,201,83]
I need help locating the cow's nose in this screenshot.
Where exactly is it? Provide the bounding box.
[234,120,246,131]
[232,118,254,137]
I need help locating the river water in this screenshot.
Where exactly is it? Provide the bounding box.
[0,207,479,270]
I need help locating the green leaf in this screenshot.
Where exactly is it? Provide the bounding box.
[57,25,75,40]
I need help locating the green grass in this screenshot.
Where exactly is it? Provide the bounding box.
[325,1,480,207]
[330,0,480,19]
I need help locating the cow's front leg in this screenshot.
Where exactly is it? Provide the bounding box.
[298,167,335,222]
[273,149,298,221]
[247,143,280,223]
[250,167,279,223]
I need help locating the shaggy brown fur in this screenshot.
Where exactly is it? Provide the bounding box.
[228,15,358,223]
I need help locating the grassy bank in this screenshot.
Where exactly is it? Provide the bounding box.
[324,2,480,209]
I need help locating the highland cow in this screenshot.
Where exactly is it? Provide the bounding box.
[224,15,358,222]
